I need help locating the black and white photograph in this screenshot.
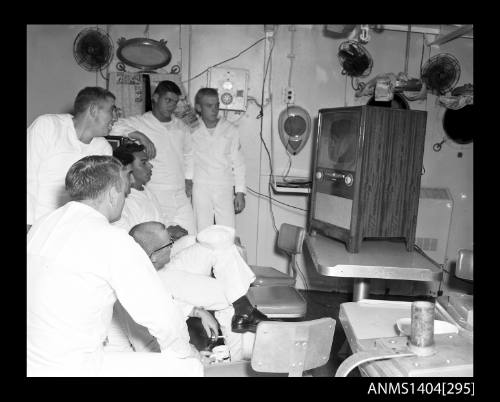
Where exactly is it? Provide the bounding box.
[26,24,474,383]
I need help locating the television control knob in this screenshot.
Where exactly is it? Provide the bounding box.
[315,171,323,180]
[344,174,353,186]
[327,172,345,180]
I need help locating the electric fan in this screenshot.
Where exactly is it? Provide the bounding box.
[337,40,373,78]
[73,28,114,72]
[421,53,461,95]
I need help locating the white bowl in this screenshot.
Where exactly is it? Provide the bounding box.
[396,318,459,336]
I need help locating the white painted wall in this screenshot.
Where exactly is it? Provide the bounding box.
[27,24,473,294]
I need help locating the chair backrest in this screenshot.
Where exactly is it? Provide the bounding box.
[456,249,473,281]
[250,317,336,376]
[277,223,306,255]
[277,223,306,278]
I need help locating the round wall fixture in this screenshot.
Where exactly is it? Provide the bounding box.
[278,106,312,155]
[116,37,172,70]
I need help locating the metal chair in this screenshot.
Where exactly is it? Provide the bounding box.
[247,223,307,318]
[205,317,336,377]
[250,223,306,287]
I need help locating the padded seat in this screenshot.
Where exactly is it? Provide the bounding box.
[250,265,296,287]
[247,285,307,318]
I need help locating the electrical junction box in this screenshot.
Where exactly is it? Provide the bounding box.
[208,67,249,112]
[283,87,295,104]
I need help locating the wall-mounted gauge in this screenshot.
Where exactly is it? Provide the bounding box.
[208,67,249,112]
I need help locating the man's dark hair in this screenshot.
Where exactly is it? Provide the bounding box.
[194,87,219,107]
[153,80,182,97]
[113,142,146,166]
[73,87,116,116]
[65,155,124,201]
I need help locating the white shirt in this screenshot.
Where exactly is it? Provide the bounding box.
[27,114,112,225]
[113,186,167,232]
[110,112,193,191]
[191,119,246,193]
[27,201,192,376]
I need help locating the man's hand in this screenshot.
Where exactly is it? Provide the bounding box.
[128,131,157,159]
[167,225,188,241]
[193,307,219,341]
[185,179,193,198]
[234,192,246,214]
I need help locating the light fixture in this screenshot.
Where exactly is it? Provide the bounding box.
[278,106,311,155]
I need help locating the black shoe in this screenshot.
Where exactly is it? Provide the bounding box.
[231,308,268,334]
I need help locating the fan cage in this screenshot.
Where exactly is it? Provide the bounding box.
[73,28,114,72]
[420,53,461,95]
[337,40,373,78]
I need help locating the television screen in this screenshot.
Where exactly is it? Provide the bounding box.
[317,113,359,172]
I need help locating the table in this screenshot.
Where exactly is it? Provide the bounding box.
[304,233,442,300]
[338,300,473,377]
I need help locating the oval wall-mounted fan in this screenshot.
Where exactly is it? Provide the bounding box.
[73,27,114,72]
[278,106,312,155]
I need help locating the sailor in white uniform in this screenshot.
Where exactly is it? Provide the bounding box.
[191,88,246,232]
[109,80,196,234]
[111,223,267,362]
[112,142,187,245]
[27,87,120,232]
[27,155,202,377]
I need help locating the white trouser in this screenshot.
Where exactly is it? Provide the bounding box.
[160,269,230,310]
[168,243,254,303]
[149,186,196,235]
[192,182,235,232]
[99,351,203,377]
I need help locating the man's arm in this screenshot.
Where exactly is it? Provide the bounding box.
[128,131,156,160]
[109,118,157,159]
[230,129,246,213]
[109,233,195,358]
[190,307,219,341]
[27,116,52,226]
[183,125,194,197]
